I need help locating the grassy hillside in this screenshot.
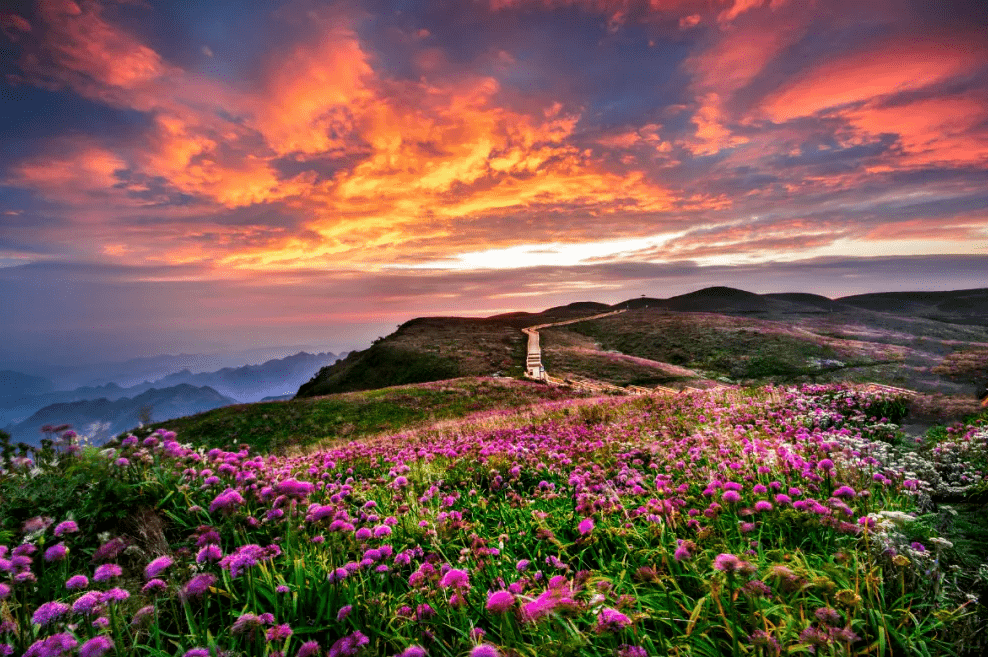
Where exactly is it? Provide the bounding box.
[298,317,530,398]
[545,310,891,385]
[3,383,987,657]
[541,307,987,391]
[296,288,988,400]
[138,377,590,453]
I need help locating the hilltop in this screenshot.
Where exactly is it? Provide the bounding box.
[298,286,988,398]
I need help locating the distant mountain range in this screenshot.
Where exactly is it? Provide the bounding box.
[1,351,345,437]
[7,384,238,446]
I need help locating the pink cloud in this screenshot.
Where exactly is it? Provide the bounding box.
[760,36,987,123]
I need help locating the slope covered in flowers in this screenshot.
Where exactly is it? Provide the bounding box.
[1,384,986,657]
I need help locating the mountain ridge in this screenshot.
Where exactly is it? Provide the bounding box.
[297,286,988,398]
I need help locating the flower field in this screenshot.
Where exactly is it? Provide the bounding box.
[1,384,986,657]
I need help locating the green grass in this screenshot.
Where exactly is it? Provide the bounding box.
[132,377,589,452]
[560,311,890,384]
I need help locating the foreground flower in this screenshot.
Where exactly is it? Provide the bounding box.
[328,630,369,657]
[53,520,79,537]
[78,636,114,657]
[577,518,595,535]
[44,543,68,562]
[145,555,174,579]
[469,645,500,657]
[397,647,427,657]
[712,553,755,575]
[23,633,78,657]
[181,573,217,599]
[93,564,122,582]
[596,607,633,633]
[32,601,71,626]
[616,646,648,657]
[486,590,515,614]
[296,641,321,657]
[440,568,470,589]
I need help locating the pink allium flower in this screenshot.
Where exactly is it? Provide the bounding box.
[23,633,78,657]
[818,458,834,472]
[440,568,470,589]
[296,641,321,657]
[78,636,113,657]
[328,630,368,657]
[92,538,127,563]
[209,488,244,513]
[142,579,167,595]
[486,590,515,613]
[722,490,741,503]
[93,563,122,582]
[596,607,633,633]
[196,545,223,563]
[469,645,500,657]
[266,624,293,641]
[31,601,71,626]
[104,587,130,602]
[53,520,79,537]
[397,647,427,657]
[145,555,174,579]
[337,605,352,621]
[181,573,216,599]
[712,553,754,575]
[66,574,89,590]
[814,606,842,625]
[73,591,105,615]
[44,543,68,562]
[833,486,856,498]
[754,500,773,512]
[617,646,648,657]
[578,517,595,535]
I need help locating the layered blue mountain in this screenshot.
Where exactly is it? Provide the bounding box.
[8,384,237,446]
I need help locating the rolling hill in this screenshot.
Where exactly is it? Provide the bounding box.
[298,286,988,398]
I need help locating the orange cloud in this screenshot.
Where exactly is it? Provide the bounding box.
[252,24,375,157]
[20,0,170,91]
[760,37,987,123]
[6,140,126,206]
[845,95,988,169]
[864,216,988,242]
[683,93,748,155]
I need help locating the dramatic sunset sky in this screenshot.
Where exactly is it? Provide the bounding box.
[1,0,986,364]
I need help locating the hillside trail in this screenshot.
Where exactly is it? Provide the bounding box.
[522,314,919,399]
[522,309,691,395]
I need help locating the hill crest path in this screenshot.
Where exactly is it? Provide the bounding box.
[522,310,690,395]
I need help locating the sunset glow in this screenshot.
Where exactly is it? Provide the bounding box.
[1,0,986,361]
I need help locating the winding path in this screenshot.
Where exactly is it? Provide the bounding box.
[521,309,678,395]
[522,309,626,381]
[522,312,915,399]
